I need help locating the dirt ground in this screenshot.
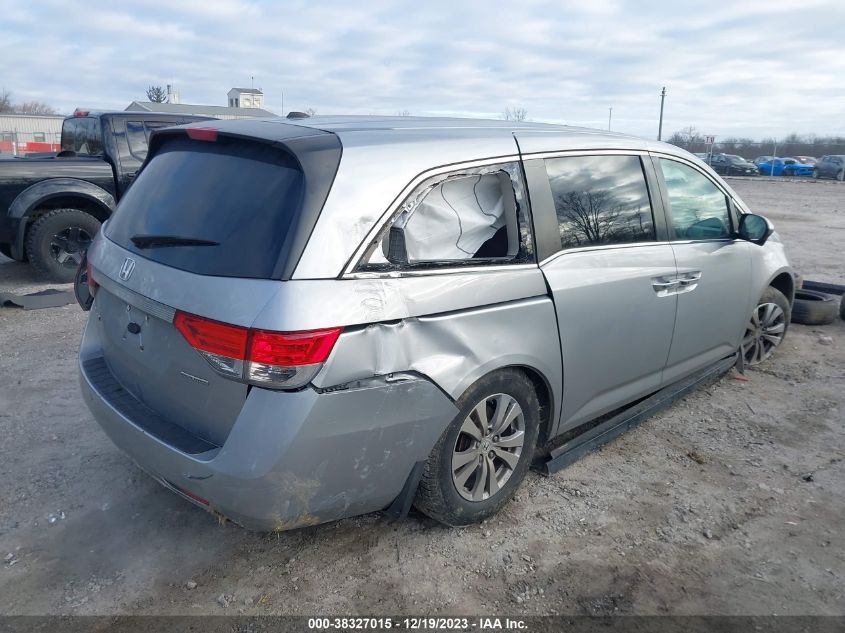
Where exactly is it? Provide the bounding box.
[0,179,843,616]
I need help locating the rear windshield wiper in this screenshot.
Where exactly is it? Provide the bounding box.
[130,234,220,249]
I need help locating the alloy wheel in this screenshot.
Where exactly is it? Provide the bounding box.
[742,302,786,365]
[50,226,92,268]
[451,393,525,501]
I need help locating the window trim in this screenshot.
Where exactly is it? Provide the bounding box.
[649,153,738,241]
[125,120,149,161]
[343,155,535,278]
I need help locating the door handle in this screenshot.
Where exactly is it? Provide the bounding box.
[651,276,678,296]
[675,271,702,294]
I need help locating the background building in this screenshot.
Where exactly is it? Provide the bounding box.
[227,87,264,109]
[0,114,64,156]
[126,87,275,120]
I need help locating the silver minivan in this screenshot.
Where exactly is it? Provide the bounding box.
[79,117,794,530]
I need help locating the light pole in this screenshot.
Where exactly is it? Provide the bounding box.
[657,86,666,141]
[608,107,612,131]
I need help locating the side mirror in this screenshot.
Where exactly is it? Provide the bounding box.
[738,213,774,246]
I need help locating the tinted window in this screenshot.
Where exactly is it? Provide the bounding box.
[360,163,534,270]
[60,118,103,155]
[545,155,655,250]
[126,121,147,159]
[659,159,730,240]
[106,136,304,278]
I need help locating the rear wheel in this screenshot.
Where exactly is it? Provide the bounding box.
[414,369,540,526]
[25,209,101,283]
[742,287,790,366]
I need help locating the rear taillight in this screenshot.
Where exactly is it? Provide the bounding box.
[86,260,98,293]
[173,310,341,389]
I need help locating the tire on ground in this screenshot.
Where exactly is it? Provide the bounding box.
[25,209,101,283]
[414,368,540,526]
[791,289,839,326]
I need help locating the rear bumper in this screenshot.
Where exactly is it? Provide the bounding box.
[79,318,458,531]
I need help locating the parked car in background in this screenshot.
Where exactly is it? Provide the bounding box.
[708,153,758,176]
[792,156,817,165]
[79,116,794,531]
[754,156,774,166]
[0,110,211,280]
[813,155,845,181]
[781,158,814,177]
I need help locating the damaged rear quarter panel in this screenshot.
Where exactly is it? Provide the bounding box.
[309,282,563,434]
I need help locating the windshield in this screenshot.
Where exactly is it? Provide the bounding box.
[105,136,305,278]
[61,117,103,156]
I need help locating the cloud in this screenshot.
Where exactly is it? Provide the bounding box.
[1,0,844,138]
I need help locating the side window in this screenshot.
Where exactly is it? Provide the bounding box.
[126,121,148,159]
[659,159,731,240]
[359,162,534,270]
[545,155,656,250]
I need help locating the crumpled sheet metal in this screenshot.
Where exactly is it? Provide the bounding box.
[313,295,563,433]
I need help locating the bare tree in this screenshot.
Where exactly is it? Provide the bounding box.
[15,101,57,115]
[0,89,12,113]
[502,107,528,122]
[554,189,651,246]
[146,86,167,103]
[304,107,318,117]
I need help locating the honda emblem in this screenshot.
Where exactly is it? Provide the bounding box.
[119,257,135,281]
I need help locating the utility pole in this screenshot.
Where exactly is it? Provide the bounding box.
[657,86,666,141]
[608,107,612,131]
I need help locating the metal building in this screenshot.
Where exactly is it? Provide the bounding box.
[124,101,276,121]
[0,114,64,156]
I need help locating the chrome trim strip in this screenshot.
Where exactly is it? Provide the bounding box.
[537,239,735,267]
[342,155,522,277]
[94,269,176,323]
[345,263,539,279]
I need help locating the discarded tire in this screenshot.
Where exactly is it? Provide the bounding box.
[802,279,845,296]
[791,289,839,326]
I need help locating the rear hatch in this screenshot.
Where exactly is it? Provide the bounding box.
[87,123,341,447]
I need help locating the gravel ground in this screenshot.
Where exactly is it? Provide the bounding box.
[0,179,843,616]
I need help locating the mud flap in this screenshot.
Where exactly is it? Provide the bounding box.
[384,461,425,520]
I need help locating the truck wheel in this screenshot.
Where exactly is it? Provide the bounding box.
[25,209,101,283]
[414,369,540,526]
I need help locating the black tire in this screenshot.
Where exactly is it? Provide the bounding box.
[791,289,839,326]
[802,279,845,296]
[25,209,101,283]
[414,369,540,526]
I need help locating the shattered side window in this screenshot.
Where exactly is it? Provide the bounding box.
[359,162,534,271]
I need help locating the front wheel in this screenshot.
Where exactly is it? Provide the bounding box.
[414,369,540,526]
[741,286,790,366]
[25,209,101,283]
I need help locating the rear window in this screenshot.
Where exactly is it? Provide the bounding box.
[61,117,103,156]
[105,136,305,278]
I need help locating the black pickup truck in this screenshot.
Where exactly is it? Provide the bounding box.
[0,111,211,281]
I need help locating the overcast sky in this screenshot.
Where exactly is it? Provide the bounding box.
[3,0,844,140]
